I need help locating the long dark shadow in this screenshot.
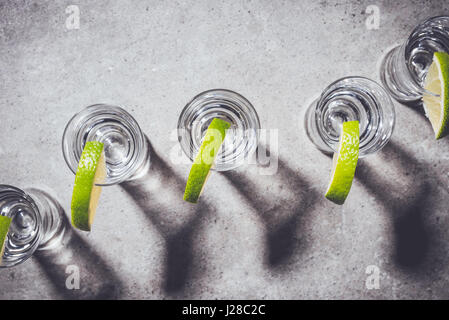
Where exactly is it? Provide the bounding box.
[400,99,424,115]
[355,141,441,275]
[120,141,209,295]
[34,201,124,300]
[222,146,319,269]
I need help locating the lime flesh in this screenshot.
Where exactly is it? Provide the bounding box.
[325,120,360,205]
[423,51,449,139]
[71,141,106,231]
[184,118,231,203]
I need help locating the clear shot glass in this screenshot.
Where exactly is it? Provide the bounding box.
[177,89,261,171]
[62,104,150,185]
[380,16,449,102]
[0,185,66,268]
[305,77,395,158]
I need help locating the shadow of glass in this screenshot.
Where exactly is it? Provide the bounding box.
[34,202,124,299]
[222,146,319,269]
[398,100,449,149]
[120,141,209,295]
[355,141,439,274]
[398,99,431,121]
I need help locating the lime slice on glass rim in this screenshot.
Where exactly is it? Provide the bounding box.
[71,141,107,231]
[422,51,449,140]
[325,120,360,205]
[184,118,231,203]
[0,216,12,264]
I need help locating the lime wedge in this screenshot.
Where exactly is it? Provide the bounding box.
[71,141,106,231]
[184,118,231,203]
[423,51,449,139]
[325,121,359,205]
[0,216,12,264]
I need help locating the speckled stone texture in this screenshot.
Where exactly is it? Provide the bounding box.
[1,0,449,299]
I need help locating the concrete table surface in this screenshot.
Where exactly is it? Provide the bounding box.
[1,0,449,299]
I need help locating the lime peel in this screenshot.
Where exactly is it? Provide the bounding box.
[325,120,360,205]
[184,118,231,203]
[71,141,106,231]
[0,215,12,264]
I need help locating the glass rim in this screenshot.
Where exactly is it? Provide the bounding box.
[0,184,42,268]
[61,103,147,186]
[0,184,40,211]
[177,88,261,131]
[177,88,261,171]
[403,15,449,95]
[313,76,396,157]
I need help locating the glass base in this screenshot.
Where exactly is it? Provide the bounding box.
[380,45,423,103]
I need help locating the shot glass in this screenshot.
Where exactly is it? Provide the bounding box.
[62,104,150,185]
[0,185,66,268]
[177,89,261,171]
[380,16,449,102]
[305,77,395,157]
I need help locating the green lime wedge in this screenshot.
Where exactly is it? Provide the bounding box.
[184,118,231,203]
[0,215,12,264]
[423,51,449,139]
[325,120,359,205]
[71,141,106,231]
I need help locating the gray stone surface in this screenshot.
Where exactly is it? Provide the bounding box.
[1,0,449,299]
